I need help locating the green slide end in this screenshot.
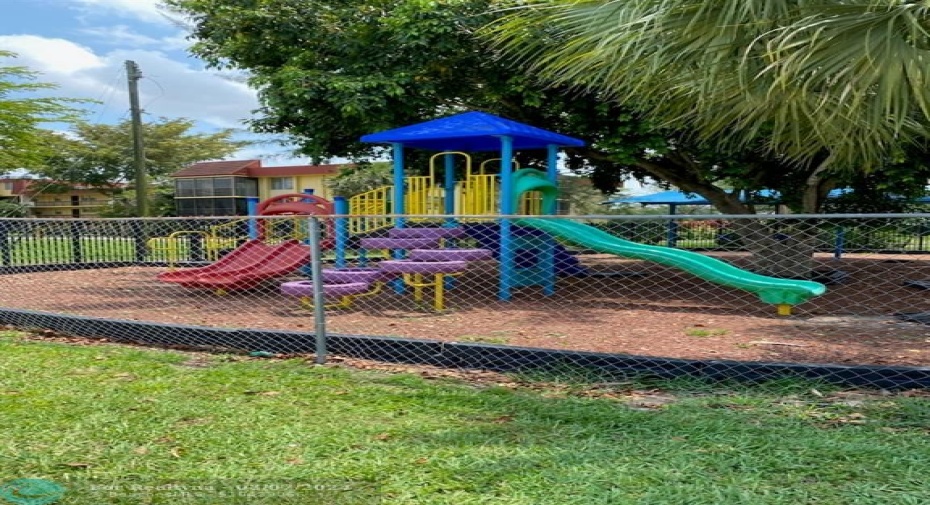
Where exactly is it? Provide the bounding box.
[515,217,827,306]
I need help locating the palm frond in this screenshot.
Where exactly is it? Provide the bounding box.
[483,0,930,168]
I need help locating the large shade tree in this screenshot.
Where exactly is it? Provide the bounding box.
[486,0,930,212]
[485,0,930,275]
[39,117,248,189]
[0,51,84,173]
[169,0,930,275]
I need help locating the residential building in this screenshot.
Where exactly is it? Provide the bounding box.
[171,160,347,216]
[0,178,114,218]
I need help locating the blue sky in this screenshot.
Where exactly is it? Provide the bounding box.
[0,0,308,165]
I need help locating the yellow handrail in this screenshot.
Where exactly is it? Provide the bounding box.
[147,230,212,269]
[478,158,519,175]
[348,185,393,234]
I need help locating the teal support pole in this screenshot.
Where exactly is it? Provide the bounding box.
[334,196,349,268]
[392,142,406,228]
[444,153,456,225]
[545,144,559,215]
[498,135,514,301]
[246,197,260,240]
[391,142,406,293]
[540,144,561,294]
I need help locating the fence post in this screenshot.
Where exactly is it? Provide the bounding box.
[189,233,204,262]
[0,221,10,266]
[69,220,83,264]
[917,219,927,252]
[308,216,328,364]
[834,227,845,259]
[131,220,147,263]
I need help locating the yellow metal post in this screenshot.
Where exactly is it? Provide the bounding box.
[777,304,792,316]
[434,273,445,311]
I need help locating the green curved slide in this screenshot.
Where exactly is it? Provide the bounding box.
[515,217,826,308]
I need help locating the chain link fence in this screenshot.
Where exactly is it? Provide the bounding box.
[0,214,928,389]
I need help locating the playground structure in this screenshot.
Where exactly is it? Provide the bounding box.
[156,193,335,293]
[157,111,826,314]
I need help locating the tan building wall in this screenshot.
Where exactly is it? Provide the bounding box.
[26,189,111,218]
[260,174,335,200]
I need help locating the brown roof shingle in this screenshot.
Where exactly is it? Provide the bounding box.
[172,159,261,177]
[172,160,351,178]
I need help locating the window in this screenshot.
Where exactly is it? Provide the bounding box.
[2,182,12,191]
[177,200,197,216]
[213,178,233,196]
[176,179,196,197]
[195,179,214,197]
[270,177,294,190]
[176,198,241,217]
[235,178,259,197]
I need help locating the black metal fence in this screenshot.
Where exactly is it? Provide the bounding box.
[1,214,928,389]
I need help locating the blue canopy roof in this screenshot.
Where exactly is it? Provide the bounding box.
[606,189,855,206]
[361,111,586,152]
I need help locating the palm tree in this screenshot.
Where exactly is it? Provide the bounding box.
[486,0,930,206]
[485,1,930,277]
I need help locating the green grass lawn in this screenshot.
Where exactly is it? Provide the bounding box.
[1,331,928,504]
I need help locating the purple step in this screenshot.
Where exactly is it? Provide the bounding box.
[409,248,493,262]
[360,237,439,250]
[281,280,372,297]
[389,227,466,239]
[322,268,386,284]
[379,259,468,275]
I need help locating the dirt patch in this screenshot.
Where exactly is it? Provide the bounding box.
[0,252,929,367]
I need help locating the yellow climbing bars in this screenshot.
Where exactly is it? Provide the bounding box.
[348,186,393,234]
[345,152,546,232]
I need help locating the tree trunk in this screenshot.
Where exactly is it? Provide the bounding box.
[629,154,833,279]
[731,220,818,278]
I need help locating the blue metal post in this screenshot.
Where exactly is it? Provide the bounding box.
[246,197,260,240]
[499,135,515,301]
[334,196,349,268]
[392,142,406,229]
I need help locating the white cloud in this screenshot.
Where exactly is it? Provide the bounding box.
[80,25,190,50]
[0,35,105,75]
[0,35,258,130]
[69,0,173,26]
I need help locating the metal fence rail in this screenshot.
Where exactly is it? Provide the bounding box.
[0,214,928,388]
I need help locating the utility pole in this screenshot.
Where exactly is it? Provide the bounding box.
[125,60,148,217]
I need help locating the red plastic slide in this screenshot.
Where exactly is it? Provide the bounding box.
[158,240,311,291]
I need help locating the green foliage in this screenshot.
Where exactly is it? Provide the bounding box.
[486,0,930,172]
[326,162,394,198]
[37,117,248,190]
[557,175,615,215]
[166,0,663,190]
[0,51,86,173]
[169,0,930,215]
[0,199,28,217]
[100,184,178,217]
